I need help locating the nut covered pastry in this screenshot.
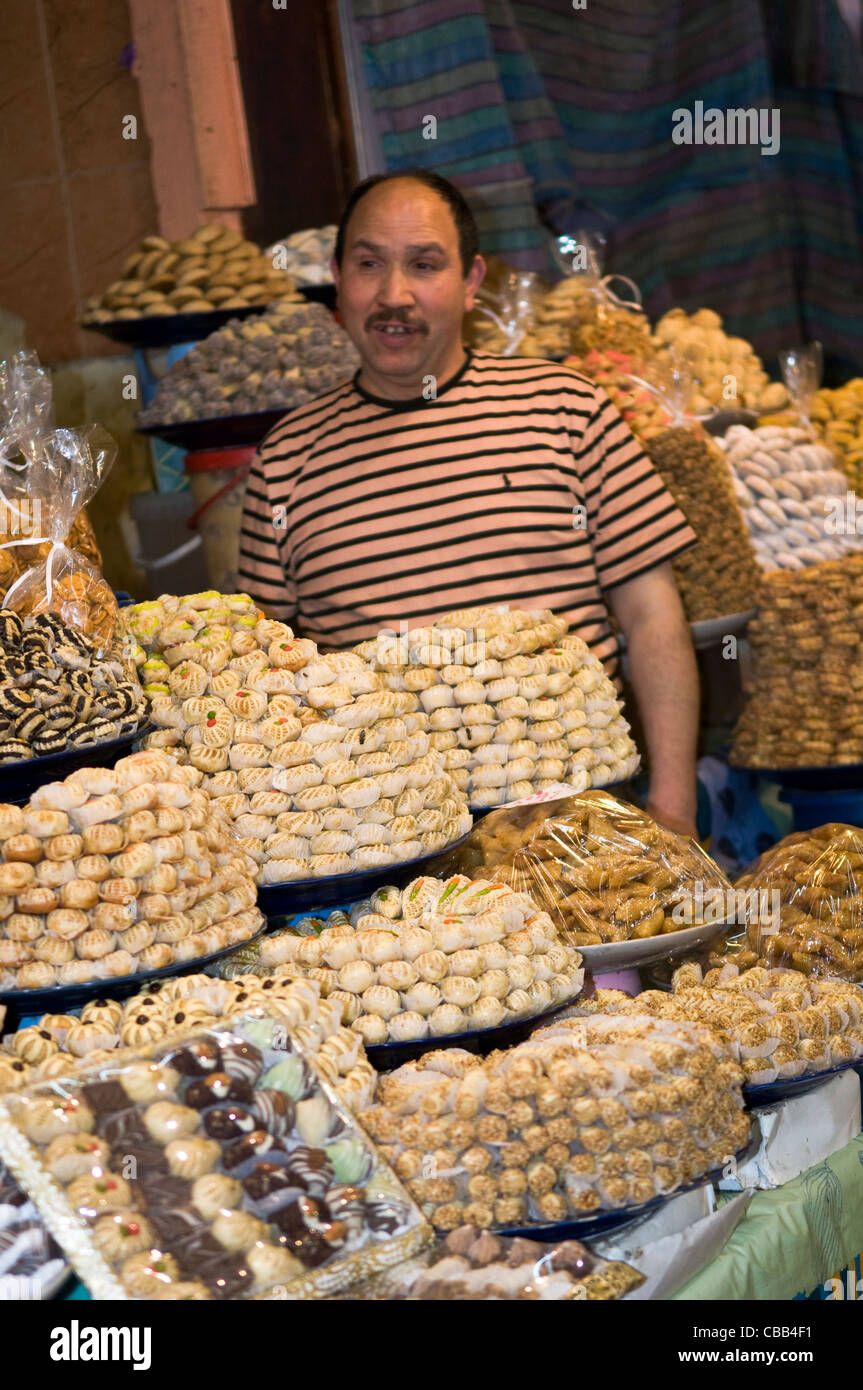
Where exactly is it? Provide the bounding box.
[359,1013,748,1230]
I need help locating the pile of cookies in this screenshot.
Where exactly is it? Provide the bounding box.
[234,874,585,1045]
[130,591,472,883]
[563,351,673,440]
[0,975,376,1115]
[0,511,101,610]
[644,426,760,621]
[717,423,855,570]
[811,378,863,493]
[266,226,336,287]
[357,608,640,806]
[359,1015,749,1229]
[547,278,653,360]
[718,823,863,980]
[731,556,863,769]
[136,300,359,426]
[510,791,731,946]
[0,1017,427,1299]
[0,749,263,994]
[0,610,147,766]
[578,963,863,1085]
[82,224,296,325]
[651,308,788,414]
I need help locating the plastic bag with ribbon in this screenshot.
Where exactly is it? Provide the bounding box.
[777,342,823,427]
[466,258,550,356]
[0,352,119,650]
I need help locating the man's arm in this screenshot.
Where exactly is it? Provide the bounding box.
[608,562,700,837]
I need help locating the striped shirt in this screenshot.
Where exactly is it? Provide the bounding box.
[238,351,695,667]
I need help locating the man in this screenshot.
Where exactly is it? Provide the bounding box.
[239,170,700,834]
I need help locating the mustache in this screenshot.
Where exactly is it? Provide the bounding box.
[365,310,428,334]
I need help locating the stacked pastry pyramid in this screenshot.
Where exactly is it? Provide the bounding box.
[126,592,472,884]
[356,608,640,806]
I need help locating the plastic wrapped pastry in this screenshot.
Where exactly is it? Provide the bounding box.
[359,1015,749,1230]
[0,1016,430,1299]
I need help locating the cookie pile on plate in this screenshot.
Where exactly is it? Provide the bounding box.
[0,750,262,993]
[356,608,640,807]
[0,974,376,1115]
[0,610,147,766]
[578,964,863,1086]
[359,1013,749,1230]
[718,424,855,570]
[128,591,472,883]
[81,224,296,324]
[136,299,359,425]
[231,874,584,1045]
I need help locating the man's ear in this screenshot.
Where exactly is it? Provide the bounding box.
[464,254,486,311]
[330,255,340,291]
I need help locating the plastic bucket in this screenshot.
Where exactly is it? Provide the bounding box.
[184,445,256,593]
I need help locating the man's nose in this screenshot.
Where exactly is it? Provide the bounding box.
[376,265,414,306]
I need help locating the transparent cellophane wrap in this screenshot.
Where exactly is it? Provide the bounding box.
[464,259,551,357]
[326,1222,644,1300]
[0,351,118,651]
[506,790,734,948]
[716,823,863,982]
[425,793,604,882]
[358,1019,750,1229]
[579,961,863,1086]
[0,1014,430,1301]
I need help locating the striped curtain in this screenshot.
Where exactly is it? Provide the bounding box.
[350,0,863,378]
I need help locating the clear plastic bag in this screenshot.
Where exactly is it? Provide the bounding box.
[727,823,863,980]
[329,1223,644,1300]
[507,790,733,947]
[358,1018,750,1229]
[0,352,118,649]
[0,1013,428,1300]
[468,264,551,356]
[777,342,823,426]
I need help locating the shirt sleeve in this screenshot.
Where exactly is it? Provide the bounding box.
[573,385,697,592]
[237,448,297,622]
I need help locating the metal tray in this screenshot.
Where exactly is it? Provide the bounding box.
[81,304,265,349]
[137,410,287,452]
[0,920,269,1029]
[256,832,472,917]
[365,998,577,1071]
[743,1059,863,1108]
[578,919,729,974]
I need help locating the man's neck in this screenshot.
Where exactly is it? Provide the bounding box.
[356,344,468,402]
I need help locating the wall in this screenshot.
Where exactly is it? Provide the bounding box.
[0,0,158,363]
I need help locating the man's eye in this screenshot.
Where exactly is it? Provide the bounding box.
[415,261,436,271]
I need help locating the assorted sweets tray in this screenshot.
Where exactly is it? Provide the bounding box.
[0,1016,431,1300]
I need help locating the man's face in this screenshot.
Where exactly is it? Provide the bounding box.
[332,179,485,397]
